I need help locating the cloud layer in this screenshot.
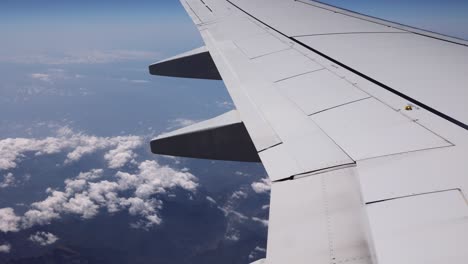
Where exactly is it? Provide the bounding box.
[2,50,159,65]
[0,124,200,235]
[1,159,198,232]
[0,126,143,171]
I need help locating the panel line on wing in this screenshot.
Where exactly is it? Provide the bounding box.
[294,0,398,28]
[365,188,462,205]
[273,68,324,83]
[271,162,357,183]
[307,96,371,116]
[295,0,468,47]
[225,0,468,130]
[356,144,454,162]
[291,162,357,180]
[183,0,203,24]
[257,142,283,153]
[292,37,468,130]
[290,32,410,38]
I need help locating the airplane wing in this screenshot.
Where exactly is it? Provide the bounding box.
[149,0,468,263]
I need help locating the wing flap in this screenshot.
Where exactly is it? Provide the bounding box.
[358,146,468,203]
[366,190,468,264]
[267,167,371,264]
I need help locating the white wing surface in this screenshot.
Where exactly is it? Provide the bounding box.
[150,0,468,263]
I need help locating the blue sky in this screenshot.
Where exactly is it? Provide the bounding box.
[1,0,467,60]
[0,0,200,62]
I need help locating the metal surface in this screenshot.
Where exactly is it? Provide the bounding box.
[276,69,369,115]
[366,190,468,264]
[149,46,222,80]
[210,17,267,41]
[200,24,354,181]
[358,146,468,203]
[234,32,290,59]
[185,0,215,23]
[151,110,260,162]
[200,30,283,152]
[311,98,452,160]
[251,48,323,82]
[155,0,468,263]
[267,168,371,264]
[297,33,468,128]
[229,0,403,36]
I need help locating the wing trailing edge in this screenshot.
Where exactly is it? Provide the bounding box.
[151,110,261,162]
[149,46,222,80]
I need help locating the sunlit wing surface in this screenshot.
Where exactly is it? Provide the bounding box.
[149,0,468,263]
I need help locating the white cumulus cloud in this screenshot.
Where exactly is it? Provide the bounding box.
[0,126,143,171]
[0,243,11,253]
[251,178,271,194]
[0,125,201,231]
[29,232,59,246]
[76,169,103,180]
[0,173,15,188]
[21,160,198,230]
[0,208,21,233]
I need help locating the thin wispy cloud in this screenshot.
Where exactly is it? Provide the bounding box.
[206,196,217,204]
[166,118,198,130]
[248,246,266,260]
[2,50,160,65]
[216,100,234,110]
[251,217,268,227]
[30,73,52,83]
[118,78,150,84]
[15,69,91,98]
[29,69,78,83]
